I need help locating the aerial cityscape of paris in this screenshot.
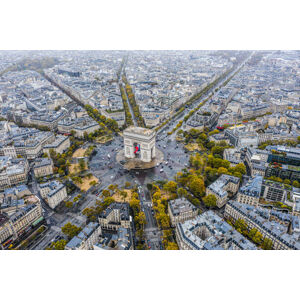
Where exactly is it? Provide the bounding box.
[0,50,299,250]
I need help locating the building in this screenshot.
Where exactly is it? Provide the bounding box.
[73,122,100,138]
[224,200,300,250]
[237,175,263,206]
[265,163,300,182]
[0,156,29,191]
[39,180,67,209]
[185,111,218,131]
[260,179,293,204]
[123,126,156,163]
[0,125,55,160]
[223,148,241,167]
[206,174,240,208]
[93,227,133,250]
[101,109,125,127]
[245,147,269,176]
[0,184,31,214]
[65,222,101,250]
[225,125,259,148]
[0,195,43,248]
[292,189,300,216]
[33,158,54,178]
[175,210,257,250]
[266,145,300,166]
[99,202,132,231]
[43,135,70,155]
[168,198,198,226]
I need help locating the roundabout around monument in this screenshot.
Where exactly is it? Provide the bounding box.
[116,148,164,170]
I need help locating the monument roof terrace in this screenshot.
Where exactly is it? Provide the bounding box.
[124,126,155,137]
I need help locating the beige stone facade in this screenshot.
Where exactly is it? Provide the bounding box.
[123,126,156,163]
[168,198,198,226]
[33,158,54,178]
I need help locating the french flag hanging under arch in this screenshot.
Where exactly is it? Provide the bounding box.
[134,145,140,154]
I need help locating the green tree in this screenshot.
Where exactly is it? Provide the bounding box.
[135,211,146,227]
[108,184,117,191]
[248,228,258,240]
[261,237,273,250]
[61,222,82,239]
[292,180,300,188]
[89,180,97,186]
[163,181,178,193]
[125,181,131,188]
[235,219,248,235]
[78,158,86,171]
[188,175,205,198]
[202,194,217,207]
[177,187,187,198]
[208,129,219,136]
[65,201,73,208]
[166,242,179,250]
[120,190,128,202]
[102,189,110,197]
[49,239,67,250]
[233,163,246,175]
[252,231,263,245]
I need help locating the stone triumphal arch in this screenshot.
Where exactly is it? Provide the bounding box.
[123,126,156,163]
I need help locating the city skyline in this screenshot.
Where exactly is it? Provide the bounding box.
[0,50,299,250]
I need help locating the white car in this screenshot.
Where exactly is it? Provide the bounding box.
[160,168,164,172]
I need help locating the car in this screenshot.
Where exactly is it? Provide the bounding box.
[160,168,164,172]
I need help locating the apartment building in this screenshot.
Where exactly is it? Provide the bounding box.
[39,180,67,209]
[43,135,70,155]
[0,195,43,247]
[175,210,257,250]
[73,122,100,139]
[33,158,54,178]
[0,130,55,160]
[237,175,263,206]
[206,174,240,208]
[224,200,300,250]
[0,184,31,214]
[99,202,132,230]
[65,222,101,250]
[93,227,133,250]
[245,147,269,176]
[168,198,198,226]
[0,156,29,191]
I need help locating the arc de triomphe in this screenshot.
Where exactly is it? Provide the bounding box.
[123,126,156,163]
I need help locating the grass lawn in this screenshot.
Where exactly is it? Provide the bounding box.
[112,189,132,203]
[75,175,99,192]
[72,148,87,158]
[69,163,88,175]
[161,190,175,200]
[96,135,113,144]
[185,143,203,152]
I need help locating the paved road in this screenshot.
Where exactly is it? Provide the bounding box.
[121,81,138,126]
[138,184,162,250]
[155,52,254,138]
